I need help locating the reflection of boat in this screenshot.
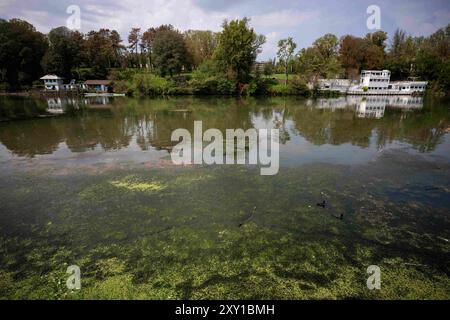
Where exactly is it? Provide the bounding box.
[84,93,126,97]
[354,96,424,118]
[385,96,424,109]
[310,96,423,119]
[355,98,385,119]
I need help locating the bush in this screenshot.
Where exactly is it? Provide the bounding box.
[216,77,236,95]
[189,75,215,94]
[128,73,172,96]
[167,87,193,95]
[289,76,310,96]
[268,83,293,95]
[172,75,192,87]
[0,82,11,92]
[245,80,258,96]
[189,71,236,95]
[113,80,134,95]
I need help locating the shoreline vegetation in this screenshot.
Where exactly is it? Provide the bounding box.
[0,18,449,97]
[0,73,340,98]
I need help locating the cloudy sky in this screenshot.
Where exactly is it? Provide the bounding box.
[1,0,449,59]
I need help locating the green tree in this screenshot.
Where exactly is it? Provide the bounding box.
[296,47,323,82]
[361,31,387,70]
[184,30,217,69]
[128,28,141,67]
[142,25,174,70]
[84,29,123,78]
[339,35,364,79]
[312,33,341,78]
[0,19,47,88]
[297,33,341,82]
[41,26,81,79]
[385,29,417,79]
[277,37,297,85]
[152,29,190,77]
[213,18,265,83]
[415,24,450,94]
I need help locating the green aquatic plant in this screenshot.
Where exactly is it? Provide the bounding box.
[0,150,449,300]
[109,175,167,192]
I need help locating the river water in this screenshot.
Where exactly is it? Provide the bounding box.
[0,95,449,299]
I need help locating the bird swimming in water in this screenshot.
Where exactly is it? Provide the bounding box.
[316,200,326,208]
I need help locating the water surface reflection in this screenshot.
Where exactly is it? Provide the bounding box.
[0,96,448,166]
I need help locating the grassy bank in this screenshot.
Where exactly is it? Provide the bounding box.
[111,71,318,97]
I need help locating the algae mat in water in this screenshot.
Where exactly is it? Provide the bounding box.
[0,158,449,299]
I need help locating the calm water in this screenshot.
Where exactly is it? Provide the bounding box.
[0,95,449,299]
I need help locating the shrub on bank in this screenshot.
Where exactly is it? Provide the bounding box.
[289,76,310,96]
[107,67,316,97]
[129,74,172,96]
[268,83,294,95]
[0,83,10,92]
[113,80,134,95]
[189,73,236,95]
[167,87,194,95]
[244,77,276,95]
[265,76,311,96]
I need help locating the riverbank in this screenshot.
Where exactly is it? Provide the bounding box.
[0,72,440,98]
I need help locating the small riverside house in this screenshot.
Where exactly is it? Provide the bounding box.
[84,80,113,92]
[40,75,64,91]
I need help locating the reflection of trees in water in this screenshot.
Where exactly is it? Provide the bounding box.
[0,96,448,157]
[0,96,48,121]
[286,98,449,151]
[0,97,255,157]
[0,119,63,157]
[111,97,255,151]
[289,106,375,148]
[375,107,449,152]
[61,111,134,152]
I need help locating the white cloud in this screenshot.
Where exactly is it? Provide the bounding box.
[0,0,14,10]
[251,10,319,28]
[20,10,54,33]
[260,31,280,61]
[84,0,229,33]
